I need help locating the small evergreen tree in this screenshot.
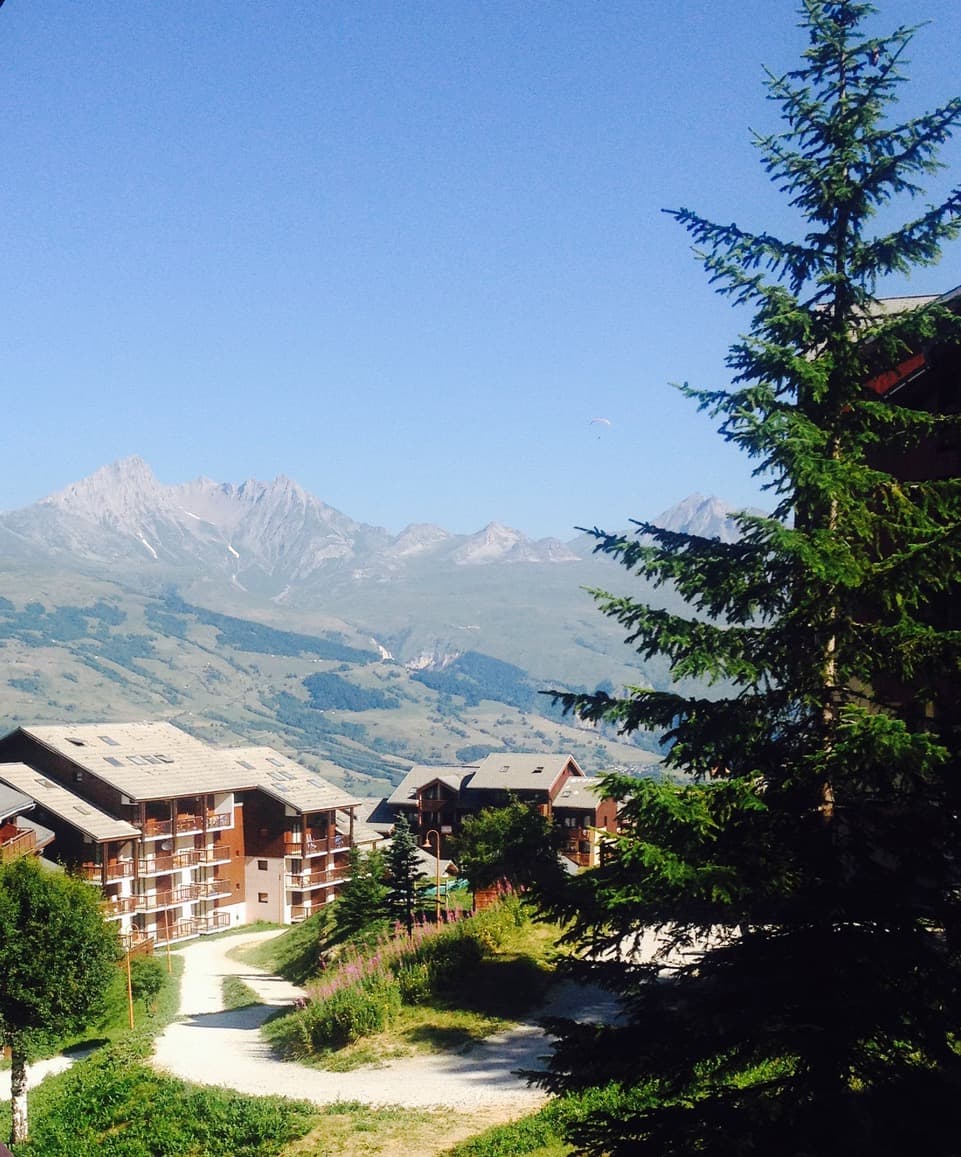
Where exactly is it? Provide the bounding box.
[0,857,119,1145]
[537,4,961,1154]
[333,846,389,945]
[384,814,425,935]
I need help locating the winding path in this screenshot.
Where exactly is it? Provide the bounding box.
[152,930,611,1111]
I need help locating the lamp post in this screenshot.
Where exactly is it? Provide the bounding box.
[422,829,442,923]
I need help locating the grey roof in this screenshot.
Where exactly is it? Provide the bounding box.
[0,763,140,843]
[0,782,34,822]
[552,776,606,812]
[16,722,248,802]
[387,764,476,807]
[337,811,383,848]
[15,814,56,850]
[228,745,361,815]
[469,753,584,793]
[354,797,396,831]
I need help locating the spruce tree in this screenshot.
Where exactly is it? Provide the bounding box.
[384,813,426,935]
[334,846,389,945]
[537,4,961,1154]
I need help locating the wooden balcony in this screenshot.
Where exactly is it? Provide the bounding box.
[1,827,38,863]
[196,879,232,899]
[283,831,347,857]
[199,912,231,934]
[284,865,350,891]
[79,859,135,883]
[137,849,203,876]
[141,818,173,840]
[153,919,200,946]
[199,845,232,866]
[134,884,200,913]
[141,812,232,840]
[102,896,137,920]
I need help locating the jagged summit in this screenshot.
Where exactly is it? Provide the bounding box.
[1,457,580,595]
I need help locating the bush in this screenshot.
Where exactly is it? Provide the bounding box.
[9,1038,317,1156]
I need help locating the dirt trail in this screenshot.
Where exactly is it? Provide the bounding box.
[152,930,603,1113]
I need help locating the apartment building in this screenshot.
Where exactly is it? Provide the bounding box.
[0,721,375,946]
[386,752,619,866]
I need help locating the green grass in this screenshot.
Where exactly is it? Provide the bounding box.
[0,1044,497,1157]
[441,1101,574,1157]
[30,951,183,1062]
[234,910,334,984]
[1,1037,317,1157]
[262,900,562,1070]
[223,975,263,1010]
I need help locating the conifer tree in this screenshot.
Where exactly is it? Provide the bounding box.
[384,813,426,935]
[537,4,961,1154]
[333,846,389,945]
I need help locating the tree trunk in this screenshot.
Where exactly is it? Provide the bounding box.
[9,1041,28,1145]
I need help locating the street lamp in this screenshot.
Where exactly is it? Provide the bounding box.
[422,829,442,923]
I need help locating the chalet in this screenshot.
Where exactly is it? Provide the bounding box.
[387,752,618,867]
[0,721,376,945]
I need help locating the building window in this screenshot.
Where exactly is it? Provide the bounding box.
[258,893,268,904]
[258,859,268,870]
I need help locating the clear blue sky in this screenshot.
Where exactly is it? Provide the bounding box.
[3,1,961,538]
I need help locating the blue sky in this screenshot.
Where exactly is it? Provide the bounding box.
[3,1,961,538]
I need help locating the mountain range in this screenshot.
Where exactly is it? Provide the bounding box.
[0,459,742,792]
[0,456,738,591]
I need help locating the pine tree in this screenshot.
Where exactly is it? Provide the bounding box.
[384,813,426,935]
[536,4,961,1154]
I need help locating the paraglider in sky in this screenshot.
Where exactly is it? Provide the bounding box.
[589,417,611,426]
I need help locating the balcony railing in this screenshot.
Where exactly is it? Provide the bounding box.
[199,846,232,866]
[78,859,135,883]
[102,896,137,920]
[284,866,350,891]
[137,849,204,877]
[141,812,232,840]
[283,831,347,858]
[196,879,232,899]
[134,884,200,913]
[141,818,172,840]
[153,919,200,946]
[199,912,231,934]
[0,828,37,863]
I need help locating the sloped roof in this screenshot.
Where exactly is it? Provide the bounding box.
[228,745,360,814]
[0,762,140,843]
[354,797,396,832]
[14,722,247,802]
[469,753,583,793]
[0,782,34,822]
[552,776,606,811]
[387,764,476,807]
[15,814,56,851]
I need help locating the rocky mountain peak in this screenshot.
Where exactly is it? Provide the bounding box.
[655,494,742,542]
[43,456,167,524]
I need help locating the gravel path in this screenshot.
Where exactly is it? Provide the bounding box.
[152,930,613,1111]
